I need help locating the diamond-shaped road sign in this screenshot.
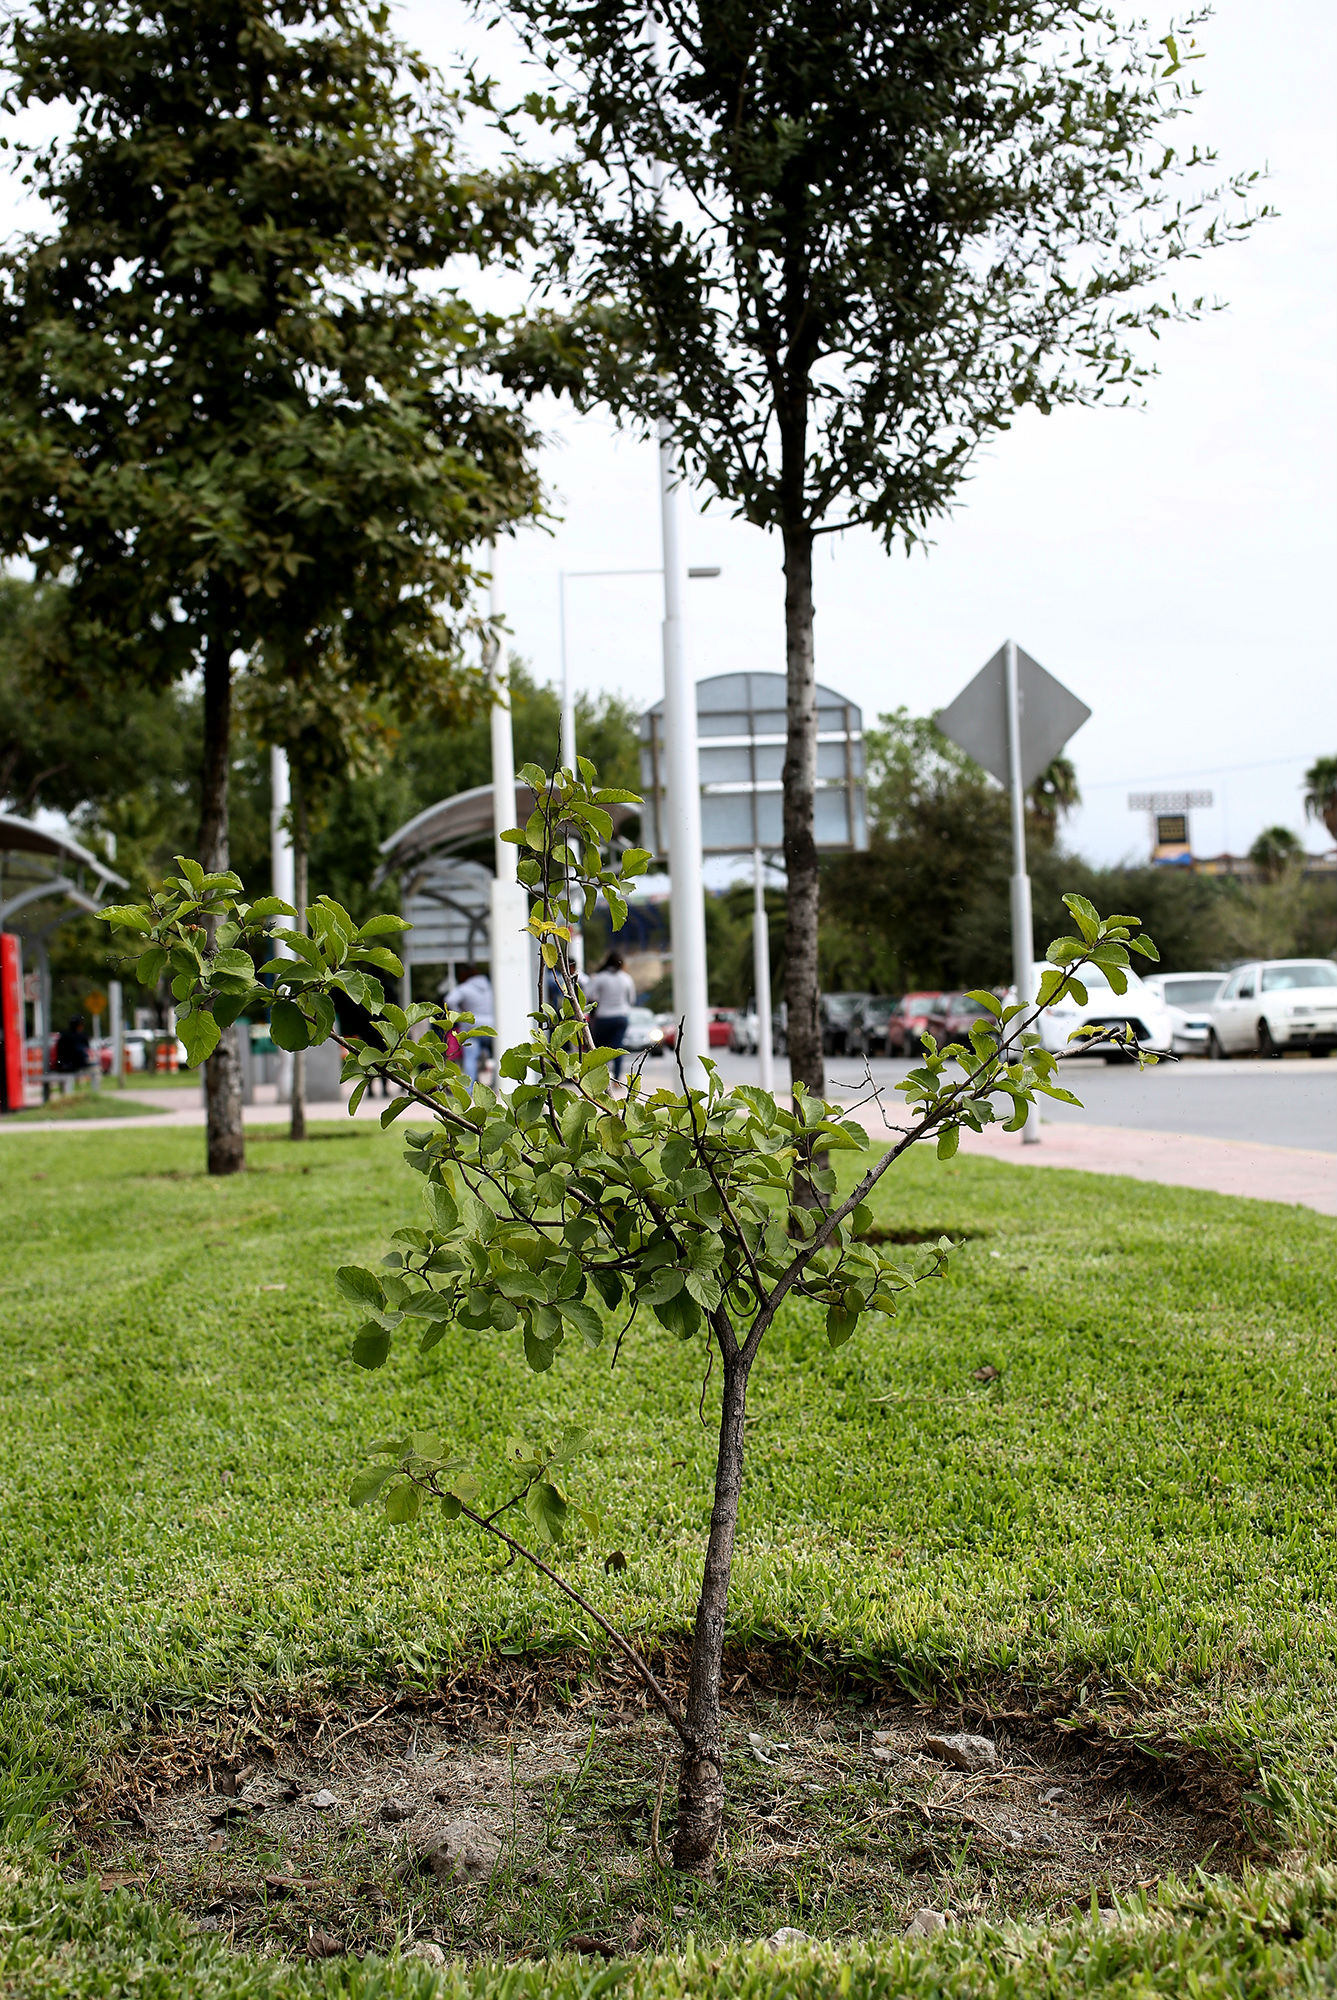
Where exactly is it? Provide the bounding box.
[935,644,1091,789]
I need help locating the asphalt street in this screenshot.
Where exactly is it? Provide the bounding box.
[708,1050,1337,1153]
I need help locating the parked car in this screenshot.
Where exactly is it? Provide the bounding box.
[728,1005,761,1054]
[1142,972,1226,1056]
[653,1013,678,1051]
[707,1008,737,1049]
[846,994,898,1058]
[885,992,945,1056]
[1207,958,1337,1059]
[820,992,871,1056]
[1016,962,1174,1060]
[622,1006,667,1057]
[924,992,996,1046]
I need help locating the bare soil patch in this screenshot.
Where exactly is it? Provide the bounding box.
[78,1661,1243,1962]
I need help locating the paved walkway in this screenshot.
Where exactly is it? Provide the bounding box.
[5,1082,1334,1218]
[954,1118,1336,1216]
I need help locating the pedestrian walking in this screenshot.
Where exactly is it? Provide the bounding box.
[583,951,637,1082]
[444,965,495,1084]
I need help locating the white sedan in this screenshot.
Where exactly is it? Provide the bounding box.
[1017,962,1175,1062]
[1142,971,1226,1056]
[1207,959,1337,1059]
[621,1007,667,1058]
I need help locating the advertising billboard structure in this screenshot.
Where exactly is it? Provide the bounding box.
[637,672,868,858]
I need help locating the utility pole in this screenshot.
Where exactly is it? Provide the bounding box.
[1003,638,1040,1146]
[487,544,533,1082]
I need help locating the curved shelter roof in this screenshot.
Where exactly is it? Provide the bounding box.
[0,813,127,930]
[379,782,638,876]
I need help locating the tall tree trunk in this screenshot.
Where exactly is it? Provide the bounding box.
[672,1335,750,1873]
[198,618,245,1177]
[781,520,824,1098]
[289,764,308,1142]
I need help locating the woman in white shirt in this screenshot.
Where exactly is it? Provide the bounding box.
[583,951,638,1081]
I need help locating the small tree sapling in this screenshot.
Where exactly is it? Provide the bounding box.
[101,761,1160,1873]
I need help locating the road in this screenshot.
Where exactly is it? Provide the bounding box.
[707,1050,1337,1153]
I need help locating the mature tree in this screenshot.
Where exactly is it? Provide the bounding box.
[1303,757,1337,846]
[0,0,540,1172]
[495,0,1260,1092]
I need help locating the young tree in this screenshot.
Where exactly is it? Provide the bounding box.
[495,1,1260,1092]
[105,760,1161,1874]
[0,0,540,1172]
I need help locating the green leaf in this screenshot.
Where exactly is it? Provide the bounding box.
[826,1304,859,1348]
[358,913,412,937]
[524,1479,567,1545]
[383,1480,423,1525]
[351,1324,392,1369]
[558,1299,604,1347]
[349,1464,398,1509]
[549,1425,590,1466]
[211,947,255,983]
[654,1290,701,1340]
[135,945,169,987]
[337,1266,385,1308]
[1061,892,1100,942]
[247,896,297,920]
[936,1124,961,1160]
[177,1008,220,1068]
[174,856,206,892]
[269,999,311,1051]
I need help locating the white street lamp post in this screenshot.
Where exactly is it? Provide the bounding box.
[486,544,535,1086]
[751,846,774,1093]
[269,744,295,1101]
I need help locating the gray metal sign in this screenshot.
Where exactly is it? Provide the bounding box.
[935,644,1090,788]
[638,671,867,858]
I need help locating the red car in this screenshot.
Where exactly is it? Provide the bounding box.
[885,992,944,1056]
[707,1008,737,1048]
[925,993,996,1046]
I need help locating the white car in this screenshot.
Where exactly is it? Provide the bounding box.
[728,1006,761,1054]
[1015,962,1175,1062]
[1142,972,1226,1057]
[1207,959,1337,1059]
[621,1007,666,1058]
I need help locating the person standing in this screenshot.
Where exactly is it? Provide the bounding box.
[583,951,638,1082]
[444,965,495,1084]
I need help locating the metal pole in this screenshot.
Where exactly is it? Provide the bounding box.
[1004,637,1040,1146]
[487,542,533,1084]
[658,426,710,1081]
[558,571,577,774]
[109,978,124,1089]
[752,846,774,1094]
[269,744,295,1103]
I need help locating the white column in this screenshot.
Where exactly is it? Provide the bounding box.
[558,571,578,774]
[752,847,775,1094]
[487,543,535,1082]
[109,978,124,1090]
[269,745,295,1101]
[1004,637,1040,1145]
[658,426,710,1081]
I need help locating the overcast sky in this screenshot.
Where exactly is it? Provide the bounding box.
[398,0,1336,868]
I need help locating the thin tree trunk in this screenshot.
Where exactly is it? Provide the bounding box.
[198,617,245,1177]
[290,765,307,1143]
[781,520,824,1099]
[672,1335,750,1873]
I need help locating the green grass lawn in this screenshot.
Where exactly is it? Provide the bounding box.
[1,1123,1334,1993]
[4,1090,171,1120]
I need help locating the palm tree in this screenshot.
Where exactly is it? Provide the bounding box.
[1248,825,1303,882]
[1028,755,1081,846]
[1303,756,1337,844]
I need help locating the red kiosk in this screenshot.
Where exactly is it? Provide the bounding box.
[0,932,23,1112]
